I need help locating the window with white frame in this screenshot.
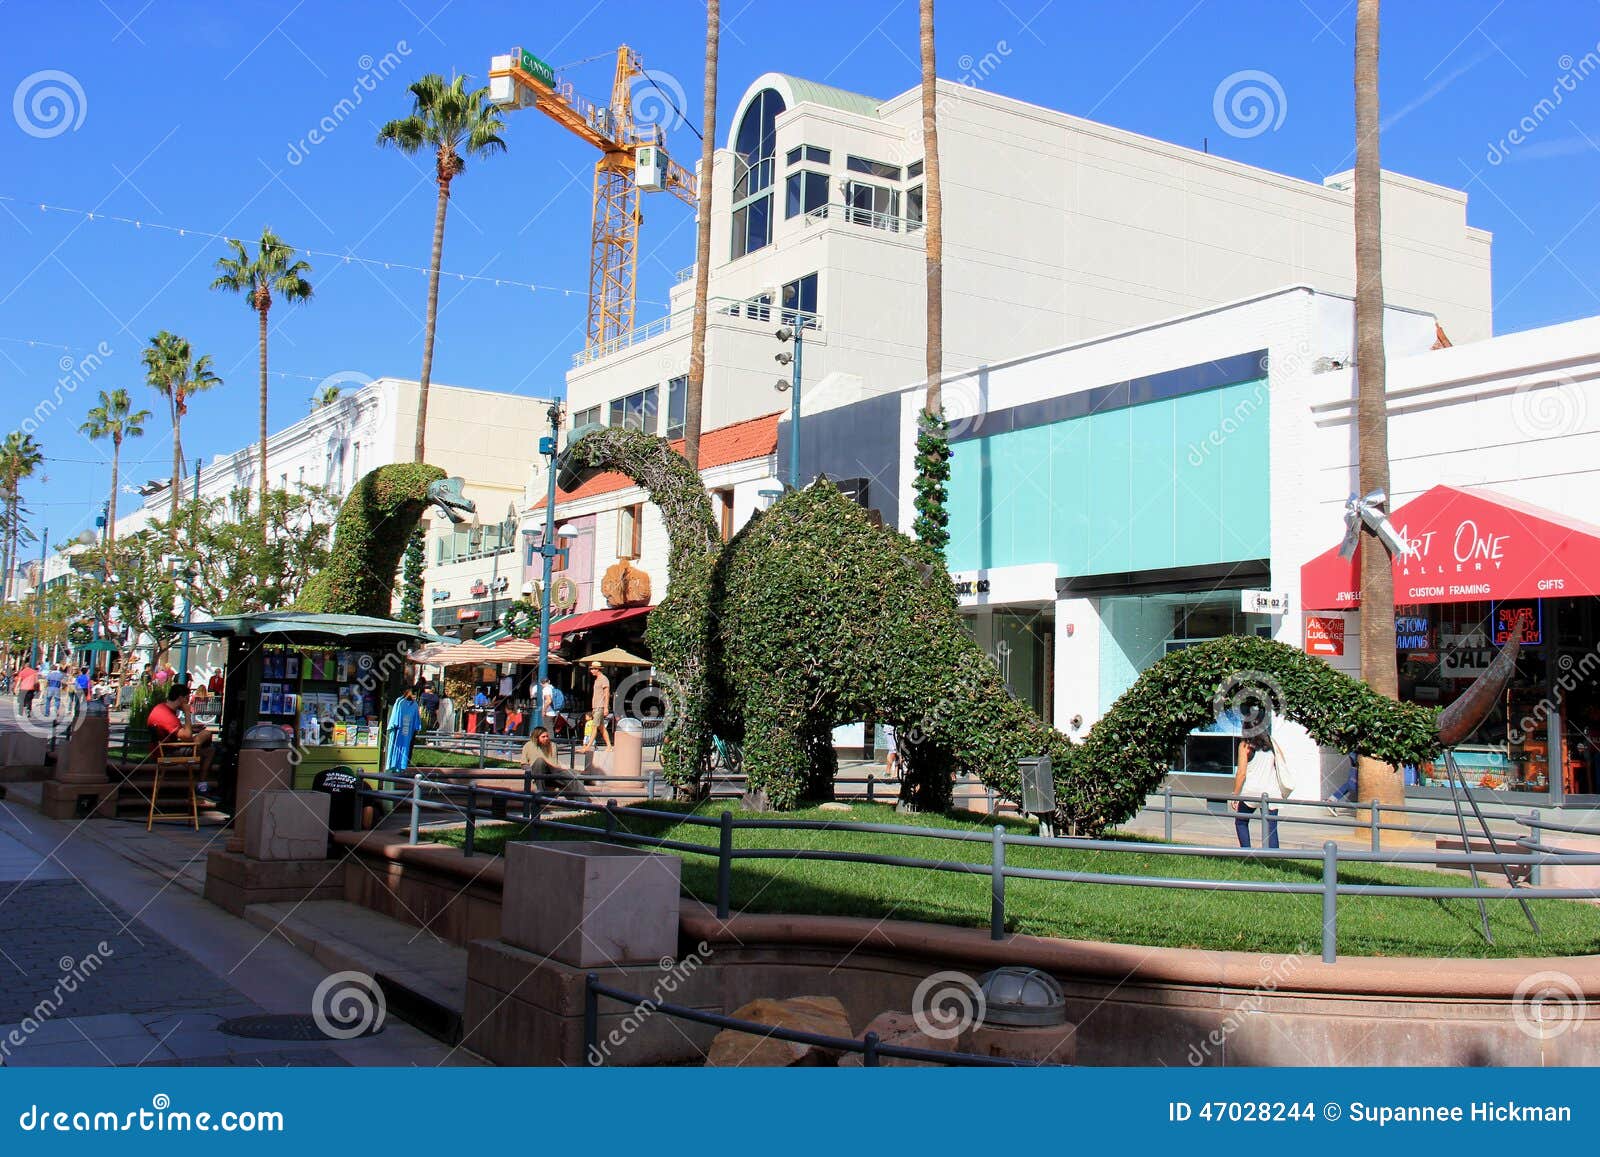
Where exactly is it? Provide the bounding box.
[606,385,659,433]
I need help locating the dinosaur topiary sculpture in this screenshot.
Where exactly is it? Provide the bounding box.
[296,463,475,618]
[559,428,1512,835]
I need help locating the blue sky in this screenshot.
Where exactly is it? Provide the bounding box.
[4,0,1599,550]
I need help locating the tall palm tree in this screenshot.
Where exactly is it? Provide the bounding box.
[1353,0,1400,805]
[211,228,314,520]
[683,0,720,470]
[78,388,150,562]
[141,331,221,534]
[0,432,43,602]
[920,0,943,422]
[378,73,507,462]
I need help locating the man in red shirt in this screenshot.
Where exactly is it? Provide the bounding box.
[14,664,38,717]
[147,684,214,779]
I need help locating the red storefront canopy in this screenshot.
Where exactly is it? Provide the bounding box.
[546,605,653,640]
[1302,485,1600,609]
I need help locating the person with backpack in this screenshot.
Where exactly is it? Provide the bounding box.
[540,676,563,734]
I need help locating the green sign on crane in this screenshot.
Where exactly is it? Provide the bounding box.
[517,48,556,90]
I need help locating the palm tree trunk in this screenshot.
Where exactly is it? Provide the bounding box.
[258,300,271,524]
[920,0,943,418]
[1354,0,1400,806]
[169,392,183,539]
[683,0,720,470]
[415,171,451,462]
[107,438,120,578]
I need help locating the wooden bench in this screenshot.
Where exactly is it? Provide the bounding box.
[148,736,203,831]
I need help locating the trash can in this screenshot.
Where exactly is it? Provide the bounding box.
[235,723,294,820]
[613,717,643,783]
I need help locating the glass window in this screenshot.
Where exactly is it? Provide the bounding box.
[908,159,924,178]
[847,155,901,181]
[617,504,642,559]
[729,89,785,261]
[785,145,803,167]
[906,183,924,229]
[572,405,600,429]
[784,170,828,219]
[608,397,625,427]
[666,376,687,439]
[781,272,818,327]
[845,180,900,229]
[607,386,659,433]
[805,145,831,165]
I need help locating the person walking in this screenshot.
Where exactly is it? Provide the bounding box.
[539,676,558,735]
[14,662,38,717]
[418,683,440,731]
[1231,723,1289,850]
[588,662,612,750]
[41,664,63,718]
[882,723,901,780]
[70,666,89,717]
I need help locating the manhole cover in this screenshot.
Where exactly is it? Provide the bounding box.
[219,1014,381,1041]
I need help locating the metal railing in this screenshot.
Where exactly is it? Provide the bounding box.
[584,974,1039,1066]
[353,773,1600,964]
[803,202,926,235]
[571,296,823,367]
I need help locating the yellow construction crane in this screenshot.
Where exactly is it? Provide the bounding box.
[489,45,698,353]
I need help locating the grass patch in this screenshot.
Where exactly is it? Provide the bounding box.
[410,747,519,769]
[433,801,1600,959]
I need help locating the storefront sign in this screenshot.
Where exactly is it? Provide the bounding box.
[1493,601,1542,646]
[1301,484,1600,609]
[952,578,991,596]
[1304,615,1345,656]
[1395,614,1435,651]
[1241,590,1290,615]
[458,608,480,621]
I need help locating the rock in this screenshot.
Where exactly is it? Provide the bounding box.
[705,996,853,1067]
[839,1010,959,1067]
[817,802,851,812]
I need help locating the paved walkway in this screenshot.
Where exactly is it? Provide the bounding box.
[0,713,476,1066]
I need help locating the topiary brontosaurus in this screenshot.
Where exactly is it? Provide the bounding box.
[559,428,1511,835]
[296,463,475,618]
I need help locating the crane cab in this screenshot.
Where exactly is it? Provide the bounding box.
[635,145,669,193]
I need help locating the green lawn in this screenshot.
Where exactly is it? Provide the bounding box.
[432,801,1600,959]
[410,747,520,769]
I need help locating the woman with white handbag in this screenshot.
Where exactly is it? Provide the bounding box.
[1231,722,1290,849]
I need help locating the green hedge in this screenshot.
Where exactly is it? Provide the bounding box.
[297,463,448,618]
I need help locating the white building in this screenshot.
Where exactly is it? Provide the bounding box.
[797,285,1597,805]
[561,72,1492,448]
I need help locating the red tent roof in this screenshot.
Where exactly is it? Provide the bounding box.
[1301,484,1600,609]
[534,412,781,509]
[548,604,653,640]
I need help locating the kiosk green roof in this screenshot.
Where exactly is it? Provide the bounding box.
[173,612,448,645]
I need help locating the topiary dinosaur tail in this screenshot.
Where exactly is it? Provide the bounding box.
[557,428,721,784]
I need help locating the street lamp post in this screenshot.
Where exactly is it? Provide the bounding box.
[775,321,805,488]
[535,401,567,685]
[29,528,48,668]
[488,501,516,632]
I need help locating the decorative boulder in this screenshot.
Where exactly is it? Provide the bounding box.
[838,1009,959,1067]
[705,996,852,1067]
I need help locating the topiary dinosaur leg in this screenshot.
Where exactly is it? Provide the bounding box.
[739,685,810,812]
[897,734,956,813]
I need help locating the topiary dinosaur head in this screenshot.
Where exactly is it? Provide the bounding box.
[296,463,475,618]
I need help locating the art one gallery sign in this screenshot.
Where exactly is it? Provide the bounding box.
[1301,484,1600,609]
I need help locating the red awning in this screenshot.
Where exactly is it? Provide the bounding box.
[547,605,653,640]
[1302,485,1600,609]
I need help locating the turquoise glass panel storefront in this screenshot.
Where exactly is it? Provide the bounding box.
[947,376,1270,576]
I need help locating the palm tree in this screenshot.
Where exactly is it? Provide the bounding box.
[312,384,342,410]
[78,389,150,562]
[1353,0,1400,805]
[0,432,43,602]
[683,0,720,470]
[378,73,507,462]
[141,331,221,534]
[211,228,314,520]
[909,0,951,557]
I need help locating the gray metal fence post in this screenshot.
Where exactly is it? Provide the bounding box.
[409,775,422,846]
[1527,812,1542,886]
[1163,786,1173,843]
[1259,793,1270,847]
[862,1030,881,1067]
[1370,800,1380,853]
[647,769,656,800]
[464,785,477,857]
[1321,840,1338,963]
[478,732,487,768]
[866,774,875,803]
[990,824,1006,941]
[716,810,734,920]
[583,973,600,1066]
